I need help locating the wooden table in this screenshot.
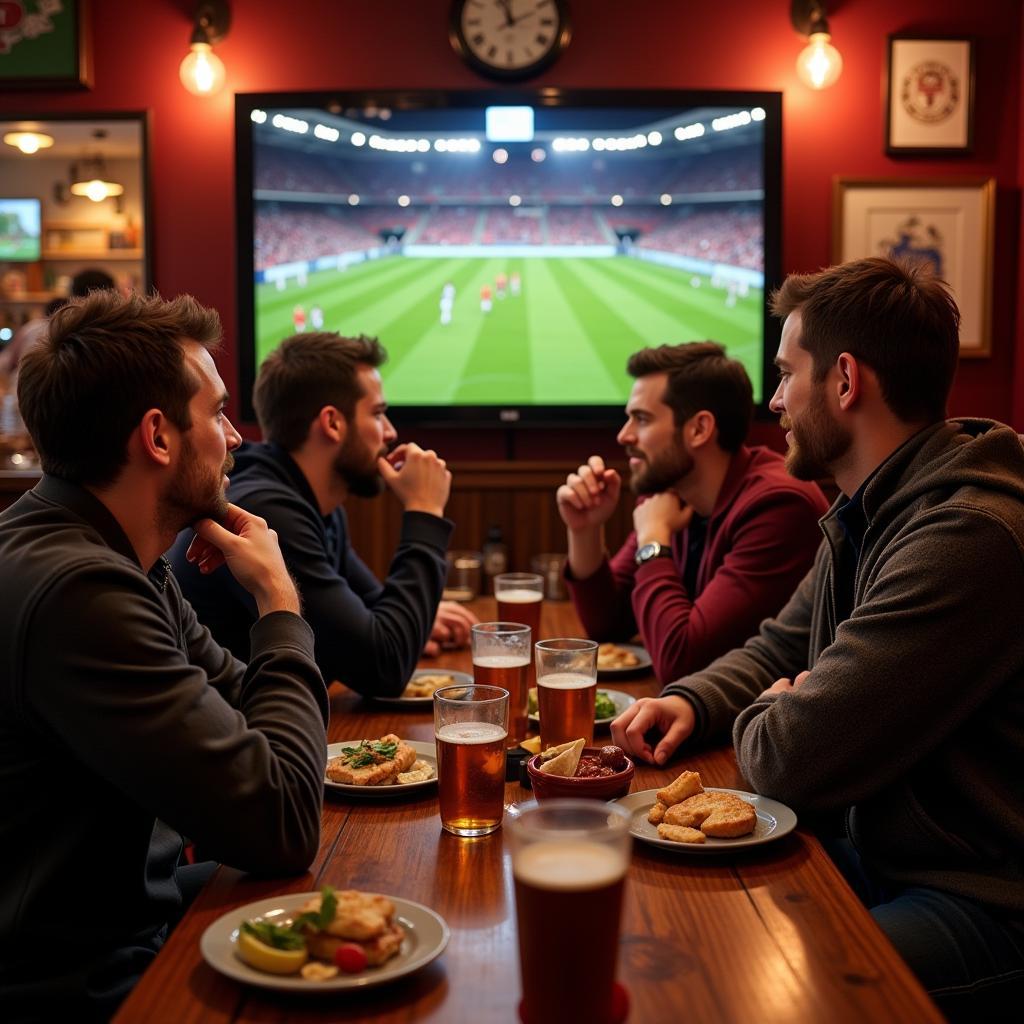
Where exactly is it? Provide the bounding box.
[115,600,942,1024]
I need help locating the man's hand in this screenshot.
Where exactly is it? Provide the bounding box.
[187,503,300,616]
[378,443,451,517]
[632,492,694,547]
[610,694,696,766]
[556,455,622,531]
[423,600,479,656]
[760,670,811,698]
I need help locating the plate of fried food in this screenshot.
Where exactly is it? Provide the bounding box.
[324,735,437,796]
[200,884,450,992]
[596,642,651,676]
[375,669,474,704]
[613,769,797,852]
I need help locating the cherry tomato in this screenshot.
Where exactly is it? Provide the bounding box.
[333,942,368,973]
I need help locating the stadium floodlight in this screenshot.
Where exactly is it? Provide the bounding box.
[486,106,534,142]
[492,148,509,164]
[348,194,360,205]
[531,147,546,162]
[249,109,267,125]
[552,137,590,153]
[674,123,705,141]
[397,194,411,207]
[350,131,366,146]
[509,194,522,207]
[417,139,430,152]
[271,114,308,134]
[313,124,340,142]
[660,194,672,206]
[711,111,753,132]
[647,131,663,145]
[751,107,766,121]
[610,194,624,207]
[592,138,606,151]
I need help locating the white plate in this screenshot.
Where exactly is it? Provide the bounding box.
[200,892,450,992]
[596,644,652,676]
[614,787,798,853]
[528,688,636,728]
[325,740,437,797]
[374,669,474,704]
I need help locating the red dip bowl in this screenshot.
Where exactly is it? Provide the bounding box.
[526,746,635,801]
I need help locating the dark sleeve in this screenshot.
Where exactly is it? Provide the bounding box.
[565,532,640,641]
[732,510,1024,811]
[25,564,328,875]
[271,497,452,696]
[632,489,825,682]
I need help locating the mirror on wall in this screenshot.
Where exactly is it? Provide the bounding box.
[0,112,149,469]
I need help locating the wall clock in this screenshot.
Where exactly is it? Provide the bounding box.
[449,0,572,81]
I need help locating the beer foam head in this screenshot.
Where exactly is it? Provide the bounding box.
[435,722,508,744]
[537,672,594,690]
[473,654,531,669]
[497,588,543,604]
[514,840,627,890]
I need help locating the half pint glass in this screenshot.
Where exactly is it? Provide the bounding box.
[535,638,598,748]
[433,684,509,837]
[472,622,531,744]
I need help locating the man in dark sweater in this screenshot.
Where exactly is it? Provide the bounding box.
[613,258,1024,1018]
[558,342,828,683]
[0,291,328,1022]
[170,332,474,698]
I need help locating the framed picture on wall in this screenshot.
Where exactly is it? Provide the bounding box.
[833,178,996,358]
[0,0,91,89]
[886,36,974,156]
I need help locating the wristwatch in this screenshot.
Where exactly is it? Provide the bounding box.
[635,541,673,567]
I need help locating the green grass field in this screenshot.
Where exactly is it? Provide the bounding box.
[255,255,764,404]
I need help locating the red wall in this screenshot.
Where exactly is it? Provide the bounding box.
[2,0,1021,457]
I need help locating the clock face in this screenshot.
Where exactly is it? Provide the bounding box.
[452,0,570,80]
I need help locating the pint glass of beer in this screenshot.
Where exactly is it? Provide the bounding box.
[495,572,544,638]
[433,684,509,837]
[509,799,632,1024]
[535,638,598,748]
[471,622,531,744]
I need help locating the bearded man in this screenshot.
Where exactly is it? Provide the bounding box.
[170,332,475,698]
[557,341,827,683]
[0,291,327,1020]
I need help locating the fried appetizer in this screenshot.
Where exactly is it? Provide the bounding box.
[663,790,756,838]
[656,770,703,807]
[597,642,641,669]
[648,802,667,825]
[325,736,417,786]
[404,673,455,698]
[538,738,586,777]
[657,823,706,844]
[298,889,395,942]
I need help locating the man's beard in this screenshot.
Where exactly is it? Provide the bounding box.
[162,440,233,533]
[782,384,852,481]
[627,442,694,496]
[333,430,386,498]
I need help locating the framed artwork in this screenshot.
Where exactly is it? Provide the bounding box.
[886,36,974,156]
[833,178,996,358]
[0,1,91,89]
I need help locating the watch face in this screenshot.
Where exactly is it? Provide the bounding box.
[452,0,570,79]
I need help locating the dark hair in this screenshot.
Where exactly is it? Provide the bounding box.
[17,290,221,486]
[770,256,960,423]
[71,268,116,297]
[253,332,387,450]
[626,342,753,452]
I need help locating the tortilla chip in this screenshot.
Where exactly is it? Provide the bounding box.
[538,738,585,777]
[539,739,578,762]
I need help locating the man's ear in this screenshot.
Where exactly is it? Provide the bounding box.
[835,353,862,412]
[684,410,717,451]
[137,408,173,467]
[315,405,346,445]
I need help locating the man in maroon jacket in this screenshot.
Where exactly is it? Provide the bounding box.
[557,342,828,684]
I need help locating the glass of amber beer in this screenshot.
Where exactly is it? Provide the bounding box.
[509,799,632,1024]
[495,572,544,638]
[535,638,599,748]
[433,684,509,837]
[471,622,531,745]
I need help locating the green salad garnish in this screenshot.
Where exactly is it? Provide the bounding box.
[239,884,337,949]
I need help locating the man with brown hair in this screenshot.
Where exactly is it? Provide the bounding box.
[170,331,475,698]
[557,341,827,683]
[613,257,1024,1018]
[0,291,327,1020]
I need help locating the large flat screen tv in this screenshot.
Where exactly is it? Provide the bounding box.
[0,197,41,262]
[235,89,782,425]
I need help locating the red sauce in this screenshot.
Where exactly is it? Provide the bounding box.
[574,755,617,778]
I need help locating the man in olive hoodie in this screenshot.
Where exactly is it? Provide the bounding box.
[613,257,1024,1018]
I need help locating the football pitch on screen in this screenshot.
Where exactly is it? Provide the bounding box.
[255,255,764,405]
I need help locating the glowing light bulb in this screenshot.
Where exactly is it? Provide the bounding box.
[796,32,843,90]
[179,41,226,96]
[3,131,54,154]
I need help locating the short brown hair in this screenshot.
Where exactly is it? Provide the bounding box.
[253,332,387,450]
[17,290,221,486]
[770,256,960,423]
[626,342,753,452]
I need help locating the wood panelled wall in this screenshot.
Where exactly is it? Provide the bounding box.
[344,461,636,579]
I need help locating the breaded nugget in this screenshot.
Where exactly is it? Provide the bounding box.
[647,802,667,825]
[656,770,703,807]
[664,791,756,838]
[657,823,706,844]
[700,802,756,838]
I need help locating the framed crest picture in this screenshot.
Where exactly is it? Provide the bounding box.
[0,1,91,89]
[833,178,995,357]
[886,36,974,156]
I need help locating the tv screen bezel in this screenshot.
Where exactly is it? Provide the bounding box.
[234,87,782,428]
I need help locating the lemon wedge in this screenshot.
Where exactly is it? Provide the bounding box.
[237,928,308,975]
